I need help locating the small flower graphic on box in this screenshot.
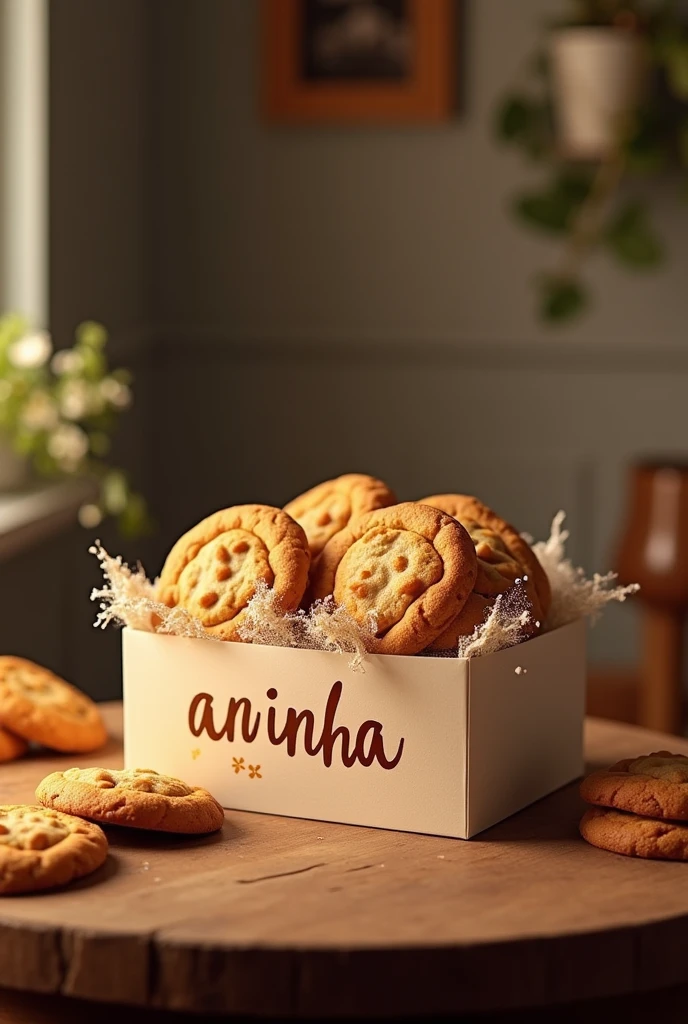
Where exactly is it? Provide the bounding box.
[248,764,262,779]
[232,756,246,774]
[191,748,201,760]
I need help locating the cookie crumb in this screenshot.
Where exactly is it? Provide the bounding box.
[514,666,527,675]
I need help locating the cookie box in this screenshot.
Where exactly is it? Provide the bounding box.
[122,618,586,839]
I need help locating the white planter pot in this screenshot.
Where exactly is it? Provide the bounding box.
[0,442,29,492]
[549,28,647,159]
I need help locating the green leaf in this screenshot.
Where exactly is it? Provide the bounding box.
[515,193,569,233]
[497,97,533,141]
[0,308,148,539]
[625,140,666,175]
[556,170,593,203]
[79,346,106,381]
[605,201,664,268]
[539,277,586,324]
[0,314,27,356]
[76,321,108,349]
[33,450,60,478]
[665,40,688,100]
[13,430,42,456]
[495,95,551,159]
[88,431,111,457]
[102,469,129,515]
[679,119,688,169]
[514,172,591,235]
[652,24,678,62]
[118,492,153,539]
[624,111,668,175]
[111,367,132,386]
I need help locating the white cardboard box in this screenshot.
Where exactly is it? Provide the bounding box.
[122,619,586,839]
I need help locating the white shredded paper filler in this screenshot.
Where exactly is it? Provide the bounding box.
[90,511,639,666]
[90,545,376,671]
[531,510,638,632]
[235,582,376,672]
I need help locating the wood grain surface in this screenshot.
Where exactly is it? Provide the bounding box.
[0,703,686,1018]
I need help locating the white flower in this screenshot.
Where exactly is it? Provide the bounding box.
[51,350,83,376]
[8,331,52,369]
[47,423,89,468]
[78,503,103,529]
[21,391,59,431]
[100,378,131,409]
[60,380,90,420]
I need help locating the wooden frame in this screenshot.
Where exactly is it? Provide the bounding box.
[262,0,456,123]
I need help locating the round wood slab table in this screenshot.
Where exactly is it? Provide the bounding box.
[1,703,688,1023]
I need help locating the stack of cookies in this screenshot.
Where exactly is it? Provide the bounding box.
[0,658,226,895]
[0,658,223,894]
[0,656,107,761]
[157,472,551,655]
[580,752,688,861]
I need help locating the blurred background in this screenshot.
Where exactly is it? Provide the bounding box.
[0,0,687,731]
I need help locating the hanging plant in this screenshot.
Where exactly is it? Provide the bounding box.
[0,315,151,537]
[496,0,688,324]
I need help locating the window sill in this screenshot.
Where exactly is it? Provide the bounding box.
[0,480,94,561]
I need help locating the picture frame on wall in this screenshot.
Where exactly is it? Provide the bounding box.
[262,0,456,123]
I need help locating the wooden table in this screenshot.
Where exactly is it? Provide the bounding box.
[1,704,688,1022]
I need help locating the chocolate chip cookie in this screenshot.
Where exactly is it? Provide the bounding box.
[158,504,310,641]
[311,502,477,655]
[37,767,225,834]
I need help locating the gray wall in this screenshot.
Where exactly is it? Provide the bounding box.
[150,0,688,345]
[50,0,150,342]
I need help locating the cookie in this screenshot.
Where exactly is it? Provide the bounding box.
[37,767,225,834]
[0,727,28,763]
[157,504,310,641]
[426,593,493,652]
[580,806,688,861]
[0,804,107,894]
[284,473,397,561]
[419,495,550,648]
[0,657,107,753]
[311,502,477,655]
[420,495,550,613]
[580,751,688,821]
